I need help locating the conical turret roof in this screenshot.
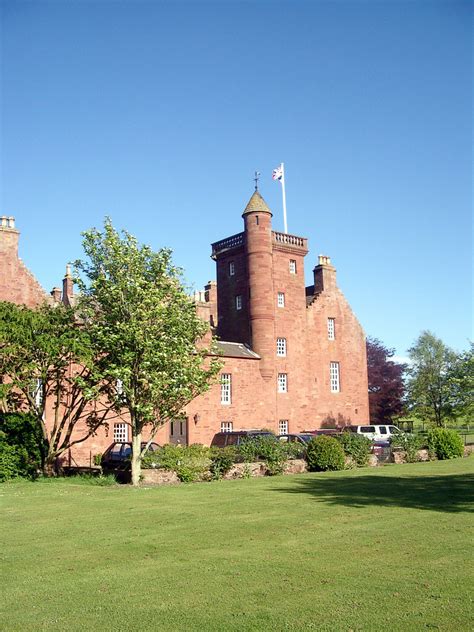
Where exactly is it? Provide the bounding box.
[242,190,273,216]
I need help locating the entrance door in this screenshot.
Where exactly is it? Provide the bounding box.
[169,418,188,446]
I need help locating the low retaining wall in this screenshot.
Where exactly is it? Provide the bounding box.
[141,458,308,485]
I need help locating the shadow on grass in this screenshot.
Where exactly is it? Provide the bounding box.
[273,472,474,513]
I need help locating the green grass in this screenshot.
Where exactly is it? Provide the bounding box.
[1,459,473,632]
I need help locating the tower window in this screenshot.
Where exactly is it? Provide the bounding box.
[229,261,235,276]
[278,420,289,435]
[220,374,232,405]
[328,318,335,340]
[235,295,242,310]
[289,260,297,274]
[276,338,287,357]
[330,362,340,393]
[278,373,288,393]
[277,292,285,307]
[221,421,233,433]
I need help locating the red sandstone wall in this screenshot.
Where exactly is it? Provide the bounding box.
[0,227,49,307]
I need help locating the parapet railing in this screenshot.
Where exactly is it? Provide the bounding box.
[211,232,245,257]
[272,231,307,249]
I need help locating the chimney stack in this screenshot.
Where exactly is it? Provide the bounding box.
[50,287,62,303]
[62,264,74,306]
[0,216,20,257]
[313,255,337,294]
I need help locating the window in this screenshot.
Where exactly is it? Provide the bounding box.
[235,295,242,310]
[221,373,232,405]
[276,338,287,357]
[289,259,297,274]
[277,292,285,307]
[221,421,233,433]
[327,318,335,340]
[278,373,288,393]
[116,379,124,395]
[330,362,340,393]
[279,420,289,435]
[113,423,128,442]
[229,261,235,276]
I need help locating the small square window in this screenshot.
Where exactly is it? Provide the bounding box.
[278,373,288,393]
[289,260,297,274]
[229,261,235,276]
[330,362,340,393]
[235,295,242,310]
[276,338,287,357]
[279,420,289,435]
[113,423,128,442]
[328,318,335,340]
[277,292,285,307]
[221,421,233,433]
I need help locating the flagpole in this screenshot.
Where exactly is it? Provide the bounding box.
[281,162,288,234]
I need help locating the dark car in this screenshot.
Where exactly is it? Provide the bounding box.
[101,441,161,473]
[210,430,276,448]
[278,433,314,444]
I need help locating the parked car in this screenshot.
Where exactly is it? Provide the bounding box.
[278,433,314,444]
[101,441,161,472]
[346,425,401,442]
[211,430,276,448]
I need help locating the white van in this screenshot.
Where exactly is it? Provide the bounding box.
[348,425,401,442]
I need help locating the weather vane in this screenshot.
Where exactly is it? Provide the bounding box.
[254,170,260,191]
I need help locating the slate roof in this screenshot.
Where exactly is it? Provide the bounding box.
[242,190,273,216]
[215,341,260,359]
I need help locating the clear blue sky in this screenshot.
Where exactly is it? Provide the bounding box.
[1,0,472,357]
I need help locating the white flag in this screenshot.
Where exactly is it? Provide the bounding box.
[272,164,283,182]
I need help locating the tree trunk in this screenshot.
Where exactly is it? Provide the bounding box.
[43,456,57,477]
[131,432,142,487]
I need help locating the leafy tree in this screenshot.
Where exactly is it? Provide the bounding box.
[366,337,406,424]
[406,331,457,427]
[0,302,114,474]
[447,342,474,422]
[75,218,222,486]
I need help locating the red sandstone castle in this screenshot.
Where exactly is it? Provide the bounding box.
[0,190,369,463]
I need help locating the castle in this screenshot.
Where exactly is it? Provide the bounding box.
[0,189,369,464]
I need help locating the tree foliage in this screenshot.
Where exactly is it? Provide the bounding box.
[366,337,406,424]
[74,218,222,485]
[447,342,474,421]
[406,331,458,427]
[0,302,113,473]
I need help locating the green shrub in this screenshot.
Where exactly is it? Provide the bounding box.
[209,447,236,480]
[238,436,287,475]
[391,431,422,463]
[0,412,44,475]
[0,443,31,482]
[336,432,371,467]
[427,428,464,460]
[145,444,211,483]
[306,436,345,471]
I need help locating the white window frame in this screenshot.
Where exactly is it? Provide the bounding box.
[220,373,232,405]
[113,422,128,442]
[220,421,233,433]
[278,373,288,393]
[328,318,335,340]
[277,292,285,307]
[278,420,289,435]
[229,261,235,276]
[276,338,287,357]
[330,362,340,393]
[235,295,242,310]
[289,259,297,274]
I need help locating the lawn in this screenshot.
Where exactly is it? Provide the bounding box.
[1,458,473,632]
